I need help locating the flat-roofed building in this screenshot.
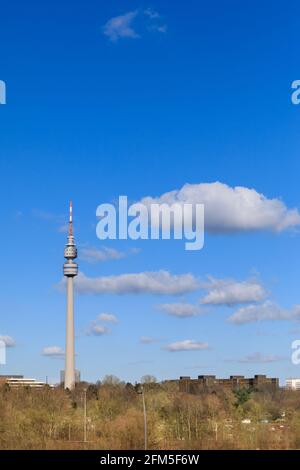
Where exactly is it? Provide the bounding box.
[178,374,279,393]
[286,378,300,390]
[0,375,49,388]
[0,374,23,383]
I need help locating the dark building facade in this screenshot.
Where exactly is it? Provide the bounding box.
[178,374,279,393]
[0,375,23,384]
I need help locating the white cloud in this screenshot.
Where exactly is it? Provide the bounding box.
[103,9,167,42]
[144,8,167,33]
[164,339,209,352]
[103,11,139,42]
[74,270,200,295]
[42,346,64,357]
[139,182,300,233]
[88,324,109,336]
[98,313,118,323]
[153,24,167,33]
[236,352,286,363]
[85,315,114,336]
[60,270,268,305]
[0,335,15,347]
[228,301,300,325]
[200,276,267,306]
[157,302,202,317]
[144,8,160,19]
[80,247,125,263]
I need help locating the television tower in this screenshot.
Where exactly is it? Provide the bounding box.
[63,201,78,390]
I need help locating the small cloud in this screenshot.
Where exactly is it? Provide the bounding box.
[157,302,202,318]
[200,276,268,306]
[85,312,118,336]
[231,352,287,364]
[164,339,209,352]
[144,8,160,19]
[103,10,139,42]
[144,8,166,33]
[153,24,167,33]
[42,346,64,357]
[0,335,15,347]
[88,324,109,336]
[140,336,159,344]
[98,313,118,323]
[130,247,141,255]
[103,8,167,42]
[228,301,300,325]
[79,247,126,263]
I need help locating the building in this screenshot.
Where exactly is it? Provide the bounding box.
[0,374,23,386]
[0,374,23,383]
[60,369,81,386]
[0,375,49,388]
[285,378,300,390]
[63,201,78,390]
[178,374,279,393]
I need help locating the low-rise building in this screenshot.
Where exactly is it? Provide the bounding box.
[285,378,300,390]
[0,375,48,388]
[178,374,279,393]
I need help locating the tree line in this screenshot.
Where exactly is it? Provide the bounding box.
[1,375,300,449]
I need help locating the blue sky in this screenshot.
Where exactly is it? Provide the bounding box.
[1,0,300,385]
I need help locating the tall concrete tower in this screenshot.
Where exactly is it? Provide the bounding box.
[63,201,78,390]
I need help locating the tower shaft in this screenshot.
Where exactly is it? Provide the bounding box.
[65,277,75,390]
